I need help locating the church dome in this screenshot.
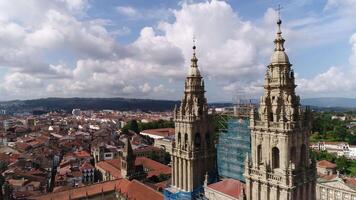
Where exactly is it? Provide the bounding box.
[271,51,289,64]
[188,65,200,76]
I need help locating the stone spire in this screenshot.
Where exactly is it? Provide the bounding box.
[258,16,299,123]
[175,43,207,119]
[121,137,136,179]
[188,45,201,77]
[271,18,289,64]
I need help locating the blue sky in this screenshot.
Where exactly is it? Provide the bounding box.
[0,0,355,102]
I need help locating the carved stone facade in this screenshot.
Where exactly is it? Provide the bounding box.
[244,18,317,200]
[316,176,356,200]
[171,45,216,194]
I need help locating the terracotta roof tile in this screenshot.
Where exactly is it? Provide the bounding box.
[207,178,245,199]
[317,160,337,169]
[135,157,171,177]
[30,179,129,200]
[30,179,164,200]
[126,180,164,200]
[95,161,122,179]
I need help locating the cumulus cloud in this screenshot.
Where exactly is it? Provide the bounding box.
[297,32,356,97]
[0,0,356,101]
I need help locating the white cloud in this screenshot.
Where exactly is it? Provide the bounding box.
[298,67,352,93]
[1,0,356,101]
[297,32,356,97]
[140,83,152,93]
[116,6,138,17]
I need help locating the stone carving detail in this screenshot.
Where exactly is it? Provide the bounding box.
[171,45,216,194]
[272,135,278,147]
[244,16,316,200]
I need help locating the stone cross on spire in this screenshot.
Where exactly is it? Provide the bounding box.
[276,4,283,20]
[273,5,286,53]
[188,37,200,77]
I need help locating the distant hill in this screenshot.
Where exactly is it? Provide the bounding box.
[211,98,356,109]
[0,97,355,114]
[0,97,180,113]
[301,98,356,108]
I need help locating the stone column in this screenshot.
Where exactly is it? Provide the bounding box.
[179,158,184,189]
[183,159,187,191]
[177,157,181,189]
[270,185,277,200]
[188,160,192,191]
[173,156,177,187]
[245,178,251,200]
[280,188,288,200]
[253,181,260,200]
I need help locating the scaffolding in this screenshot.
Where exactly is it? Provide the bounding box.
[216,96,253,182]
[164,186,205,200]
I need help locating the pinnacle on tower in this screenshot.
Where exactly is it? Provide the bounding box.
[188,41,200,76]
[271,15,289,64]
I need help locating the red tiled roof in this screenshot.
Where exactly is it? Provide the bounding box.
[95,161,122,179]
[126,180,164,200]
[135,157,171,177]
[74,150,91,158]
[344,177,356,186]
[207,178,245,199]
[322,142,346,145]
[30,179,164,200]
[106,158,122,170]
[134,146,161,153]
[317,160,337,169]
[30,179,129,200]
[80,161,94,171]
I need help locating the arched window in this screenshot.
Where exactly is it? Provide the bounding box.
[184,134,188,150]
[257,145,262,164]
[290,146,296,164]
[177,132,181,144]
[194,133,201,148]
[300,144,307,166]
[269,112,274,122]
[272,147,280,169]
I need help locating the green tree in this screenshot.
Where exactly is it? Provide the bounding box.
[163,152,171,165]
[129,120,139,133]
[148,151,160,162]
[336,156,351,174]
[94,169,103,182]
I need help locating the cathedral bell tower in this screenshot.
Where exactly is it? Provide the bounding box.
[166,44,217,199]
[244,17,316,200]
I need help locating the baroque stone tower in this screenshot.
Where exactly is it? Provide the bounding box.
[121,137,136,179]
[170,45,216,197]
[244,18,316,200]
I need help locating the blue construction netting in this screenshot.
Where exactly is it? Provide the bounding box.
[164,186,204,200]
[217,118,251,182]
